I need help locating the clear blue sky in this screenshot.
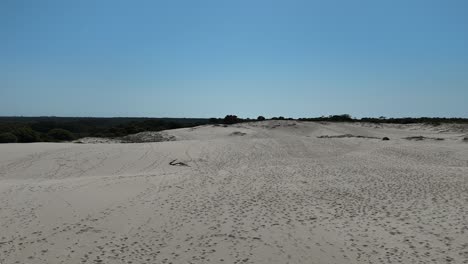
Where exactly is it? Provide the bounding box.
[1,0,467,118]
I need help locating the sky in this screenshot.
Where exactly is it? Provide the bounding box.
[1,0,467,118]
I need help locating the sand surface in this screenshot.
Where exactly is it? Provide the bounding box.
[0,121,467,264]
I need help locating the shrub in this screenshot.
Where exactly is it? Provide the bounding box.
[257,116,266,121]
[39,134,53,142]
[12,127,40,142]
[47,128,75,141]
[223,115,240,124]
[328,114,353,122]
[272,116,285,120]
[0,132,18,143]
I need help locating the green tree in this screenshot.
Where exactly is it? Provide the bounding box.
[223,115,240,124]
[12,127,40,142]
[47,128,75,141]
[0,132,18,143]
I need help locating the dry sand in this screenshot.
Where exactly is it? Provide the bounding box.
[0,121,467,264]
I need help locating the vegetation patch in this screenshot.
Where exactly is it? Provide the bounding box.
[47,128,75,141]
[404,136,444,141]
[0,132,18,143]
[230,131,247,136]
[1,115,467,143]
[0,117,209,143]
[11,127,41,143]
[317,134,379,139]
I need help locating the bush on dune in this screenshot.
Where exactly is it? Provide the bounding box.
[47,128,75,141]
[223,115,240,124]
[271,116,285,120]
[0,132,18,143]
[12,127,40,142]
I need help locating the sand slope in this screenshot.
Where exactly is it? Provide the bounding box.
[0,121,467,264]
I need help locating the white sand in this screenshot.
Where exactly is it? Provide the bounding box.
[0,121,467,264]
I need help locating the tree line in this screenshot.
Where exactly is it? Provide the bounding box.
[0,117,209,143]
[1,115,467,143]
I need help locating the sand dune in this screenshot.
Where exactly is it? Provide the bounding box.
[0,121,467,263]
